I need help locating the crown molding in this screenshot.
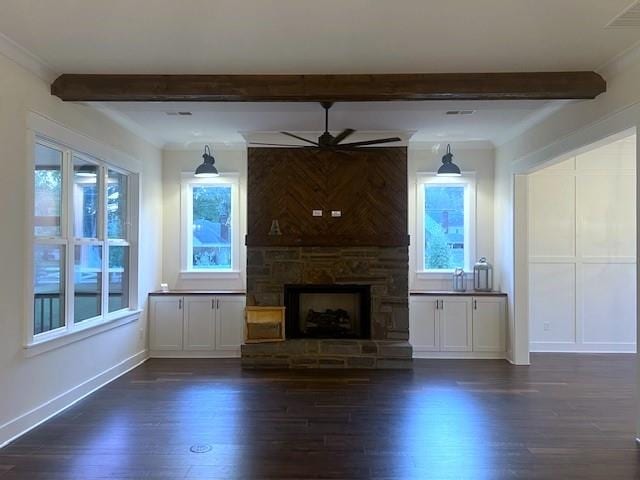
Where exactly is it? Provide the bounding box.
[597,38,640,81]
[0,31,56,83]
[163,141,248,152]
[409,140,495,151]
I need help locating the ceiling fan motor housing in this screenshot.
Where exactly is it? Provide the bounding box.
[319,131,335,146]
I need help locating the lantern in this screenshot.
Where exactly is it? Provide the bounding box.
[473,257,493,292]
[452,268,466,292]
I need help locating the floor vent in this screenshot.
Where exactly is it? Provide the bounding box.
[607,1,640,27]
[190,444,212,453]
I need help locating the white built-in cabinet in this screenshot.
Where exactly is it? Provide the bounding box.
[149,294,245,357]
[410,294,506,358]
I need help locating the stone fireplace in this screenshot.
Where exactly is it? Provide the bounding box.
[241,147,412,368]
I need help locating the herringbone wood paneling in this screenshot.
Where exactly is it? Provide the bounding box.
[247,147,408,246]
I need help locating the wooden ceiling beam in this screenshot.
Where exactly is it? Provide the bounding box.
[51,72,606,102]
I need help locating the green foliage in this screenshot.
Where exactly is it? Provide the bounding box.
[425,216,451,269]
[34,170,61,215]
[192,186,230,222]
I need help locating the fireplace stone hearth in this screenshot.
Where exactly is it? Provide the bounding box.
[241,339,412,369]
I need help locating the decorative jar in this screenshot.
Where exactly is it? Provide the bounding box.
[452,268,466,292]
[473,257,493,292]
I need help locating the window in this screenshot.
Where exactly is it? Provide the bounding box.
[181,175,239,274]
[417,174,475,272]
[32,138,136,341]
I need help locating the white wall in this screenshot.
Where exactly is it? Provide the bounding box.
[0,52,163,445]
[528,138,636,352]
[409,142,494,291]
[494,49,640,365]
[162,148,247,291]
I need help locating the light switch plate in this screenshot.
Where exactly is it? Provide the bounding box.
[331,210,342,217]
[312,210,323,217]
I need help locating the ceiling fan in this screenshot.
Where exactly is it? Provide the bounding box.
[250,102,402,149]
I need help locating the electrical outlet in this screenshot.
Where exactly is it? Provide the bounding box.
[543,322,550,332]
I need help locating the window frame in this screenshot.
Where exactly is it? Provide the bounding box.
[180,173,241,278]
[416,172,477,275]
[26,124,140,352]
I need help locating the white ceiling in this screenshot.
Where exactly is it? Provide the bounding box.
[1,1,639,148]
[93,100,569,148]
[0,1,639,74]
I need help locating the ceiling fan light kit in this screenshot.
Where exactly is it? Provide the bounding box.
[250,102,401,149]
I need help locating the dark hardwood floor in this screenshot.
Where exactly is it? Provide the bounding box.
[0,354,638,479]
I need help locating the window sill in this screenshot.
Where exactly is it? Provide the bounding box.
[179,270,242,280]
[415,271,473,280]
[24,309,142,358]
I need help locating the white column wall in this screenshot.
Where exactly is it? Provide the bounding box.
[528,140,636,352]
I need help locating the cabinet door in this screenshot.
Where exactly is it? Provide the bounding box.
[216,296,246,351]
[440,297,473,352]
[472,297,506,352]
[183,296,216,351]
[409,297,440,351]
[150,296,184,351]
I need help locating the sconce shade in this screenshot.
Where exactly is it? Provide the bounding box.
[437,144,461,176]
[195,145,219,177]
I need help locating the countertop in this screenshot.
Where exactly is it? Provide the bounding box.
[149,290,246,296]
[150,290,506,297]
[410,290,507,297]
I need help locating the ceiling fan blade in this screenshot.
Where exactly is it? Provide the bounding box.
[280,132,320,146]
[338,137,402,147]
[249,142,306,147]
[331,128,356,145]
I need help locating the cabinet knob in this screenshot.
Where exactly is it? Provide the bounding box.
[178,299,182,309]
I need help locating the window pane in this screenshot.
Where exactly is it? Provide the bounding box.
[73,158,99,238]
[74,245,102,322]
[34,144,63,237]
[425,185,465,270]
[107,170,128,239]
[108,245,129,312]
[192,185,232,269]
[33,244,65,335]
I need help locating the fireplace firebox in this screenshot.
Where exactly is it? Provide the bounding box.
[284,284,371,339]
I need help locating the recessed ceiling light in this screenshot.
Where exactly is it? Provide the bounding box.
[445,110,475,116]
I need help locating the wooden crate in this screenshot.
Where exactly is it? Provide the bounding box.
[245,306,286,343]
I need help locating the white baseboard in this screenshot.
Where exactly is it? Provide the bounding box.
[530,342,636,353]
[413,351,506,359]
[0,350,148,448]
[149,350,240,358]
